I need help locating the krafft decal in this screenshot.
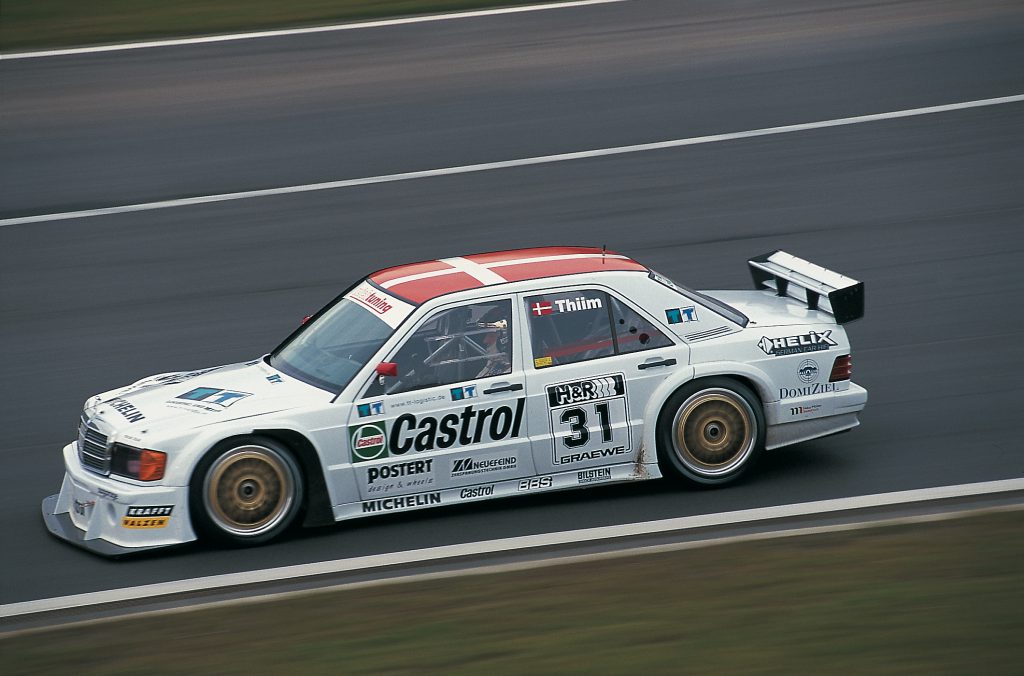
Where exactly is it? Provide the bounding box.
[545,374,631,466]
[351,422,388,462]
[390,400,525,455]
[122,505,173,529]
[758,330,837,356]
[665,306,698,324]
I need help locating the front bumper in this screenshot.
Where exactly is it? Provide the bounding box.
[42,442,196,556]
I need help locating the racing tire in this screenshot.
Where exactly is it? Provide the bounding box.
[657,378,765,486]
[190,436,305,546]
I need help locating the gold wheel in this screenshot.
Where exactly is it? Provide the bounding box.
[671,388,756,478]
[203,445,297,537]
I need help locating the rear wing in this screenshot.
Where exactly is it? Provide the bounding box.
[748,250,864,324]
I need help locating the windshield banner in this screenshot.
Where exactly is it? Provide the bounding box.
[347,281,416,329]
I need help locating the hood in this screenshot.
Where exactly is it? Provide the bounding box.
[83,359,330,439]
[702,290,836,328]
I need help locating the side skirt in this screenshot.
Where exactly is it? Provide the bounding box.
[765,412,860,450]
[331,462,655,522]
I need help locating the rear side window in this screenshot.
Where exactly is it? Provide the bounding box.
[608,296,673,354]
[525,291,613,368]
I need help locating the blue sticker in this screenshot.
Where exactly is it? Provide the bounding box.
[357,401,384,417]
[266,374,283,384]
[176,387,251,407]
[665,306,698,324]
[450,385,478,401]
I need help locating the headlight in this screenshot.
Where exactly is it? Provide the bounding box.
[110,445,166,481]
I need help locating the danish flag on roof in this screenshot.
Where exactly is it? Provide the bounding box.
[368,246,647,304]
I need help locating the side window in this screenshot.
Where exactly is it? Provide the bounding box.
[367,299,513,396]
[609,296,673,354]
[525,290,614,368]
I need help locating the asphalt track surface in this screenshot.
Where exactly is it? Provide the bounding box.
[1,0,1023,606]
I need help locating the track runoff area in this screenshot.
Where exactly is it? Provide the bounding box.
[3,479,1023,630]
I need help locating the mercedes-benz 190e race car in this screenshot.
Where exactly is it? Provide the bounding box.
[44,247,866,555]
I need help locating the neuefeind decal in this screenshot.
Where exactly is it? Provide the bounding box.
[758,330,837,357]
[390,399,525,454]
[362,493,442,513]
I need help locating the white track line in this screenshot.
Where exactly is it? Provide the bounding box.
[0,0,628,61]
[3,93,1021,229]
[2,478,1022,619]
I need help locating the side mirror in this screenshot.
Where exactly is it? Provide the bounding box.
[300,315,312,325]
[375,362,398,378]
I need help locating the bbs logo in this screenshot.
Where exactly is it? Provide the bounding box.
[518,477,553,492]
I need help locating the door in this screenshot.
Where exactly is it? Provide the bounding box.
[346,296,535,503]
[520,287,683,478]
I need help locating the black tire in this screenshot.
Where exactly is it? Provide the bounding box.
[657,378,766,486]
[190,436,305,546]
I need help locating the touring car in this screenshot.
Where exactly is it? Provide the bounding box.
[43,247,867,555]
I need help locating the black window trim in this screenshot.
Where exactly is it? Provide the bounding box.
[522,284,676,371]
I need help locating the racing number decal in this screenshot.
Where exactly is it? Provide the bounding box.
[547,374,631,465]
[559,403,612,448]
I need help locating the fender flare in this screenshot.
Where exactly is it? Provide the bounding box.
[640,361,774,464]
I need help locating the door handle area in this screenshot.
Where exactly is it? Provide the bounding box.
[637,358,677,370]
[483,382,524,394]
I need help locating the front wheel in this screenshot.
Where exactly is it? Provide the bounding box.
[657,379,765,486]
[190,436,305,546]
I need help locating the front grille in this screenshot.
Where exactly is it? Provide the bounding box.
[78,415,110,474]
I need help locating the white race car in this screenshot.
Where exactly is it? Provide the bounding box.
[43,247,866,555]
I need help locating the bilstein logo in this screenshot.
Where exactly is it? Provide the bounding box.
[351,422,388,462]
[547,374,624,408]
[391,399,525,454]
[758,330,837,357]
[578,468,612,484]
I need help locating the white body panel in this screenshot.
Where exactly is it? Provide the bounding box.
[46,258,867,555]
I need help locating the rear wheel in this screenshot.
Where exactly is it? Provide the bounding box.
[658,379,765,485]
[190,436,304,546]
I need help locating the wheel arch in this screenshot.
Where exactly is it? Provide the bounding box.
[250,428,335,527]
[193,429,334,529]
[641,362,772,465]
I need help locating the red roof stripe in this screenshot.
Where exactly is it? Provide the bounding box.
[386,271,484,304]
[367,246,648,304]
[496,256,645,283]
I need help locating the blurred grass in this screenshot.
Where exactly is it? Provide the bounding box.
[0,1,562,51]
[3,509,1023,674]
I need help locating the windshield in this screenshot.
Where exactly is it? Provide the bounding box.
[270,298,396,393]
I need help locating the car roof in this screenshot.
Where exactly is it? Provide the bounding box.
[367,246,649,304]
